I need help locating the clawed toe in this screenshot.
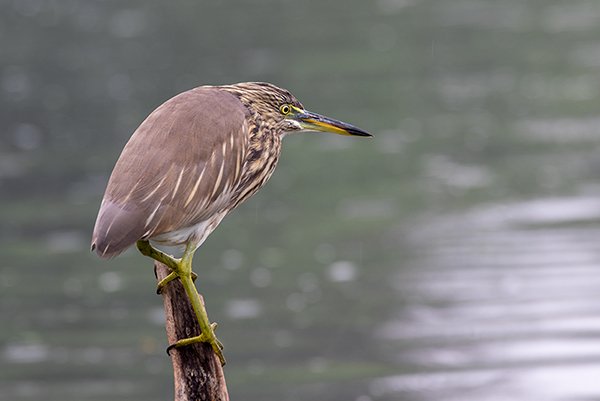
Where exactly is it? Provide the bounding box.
[165,322,225,365]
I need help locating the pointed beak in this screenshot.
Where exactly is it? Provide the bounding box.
[295,109,372,137]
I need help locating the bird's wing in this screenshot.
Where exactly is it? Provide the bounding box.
[92,87,248,258]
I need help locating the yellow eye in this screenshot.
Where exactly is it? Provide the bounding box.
[280,104,291,115]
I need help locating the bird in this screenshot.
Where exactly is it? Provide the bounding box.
[91,82,371,366]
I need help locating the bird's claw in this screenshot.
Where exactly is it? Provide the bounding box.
[166,322,226,365]
[156,271,199,294]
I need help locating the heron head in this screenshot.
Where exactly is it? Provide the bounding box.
[225,82,372,137]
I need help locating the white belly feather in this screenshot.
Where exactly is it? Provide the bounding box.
[150,210,227,253]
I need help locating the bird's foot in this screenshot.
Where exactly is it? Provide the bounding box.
[156,270,198,294]
[166,322,226,365]
[137,240,225,365]
[136,241,197,293]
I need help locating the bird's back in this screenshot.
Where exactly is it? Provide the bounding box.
[92,86,249,258]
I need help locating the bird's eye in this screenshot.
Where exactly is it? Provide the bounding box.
[280,104,291,115]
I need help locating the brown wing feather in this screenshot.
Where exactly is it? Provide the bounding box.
[92,87,248,258]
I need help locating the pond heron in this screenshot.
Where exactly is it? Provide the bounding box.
[91,82,371,365]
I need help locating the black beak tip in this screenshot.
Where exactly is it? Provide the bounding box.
[348,127,373,137]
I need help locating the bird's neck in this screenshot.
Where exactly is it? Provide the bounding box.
[229,116,282,210]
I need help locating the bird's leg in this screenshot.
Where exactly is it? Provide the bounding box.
[167,244,226,365]
[136,240,196,294]
[137,240,179,270]
[136,240,225,365]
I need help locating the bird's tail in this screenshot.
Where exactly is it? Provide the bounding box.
[91,200,146,258]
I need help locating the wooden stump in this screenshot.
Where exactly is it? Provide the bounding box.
[155,262,229,401]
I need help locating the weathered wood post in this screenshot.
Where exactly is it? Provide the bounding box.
[155,262,229,401]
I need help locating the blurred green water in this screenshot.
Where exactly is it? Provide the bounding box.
[2,1,600,400]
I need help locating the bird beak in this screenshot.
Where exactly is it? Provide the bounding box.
[295,109,372,137]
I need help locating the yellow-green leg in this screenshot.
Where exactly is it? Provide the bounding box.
[136,240,226,365]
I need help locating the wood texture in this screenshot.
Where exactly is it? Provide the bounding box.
[155,262,229,401]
